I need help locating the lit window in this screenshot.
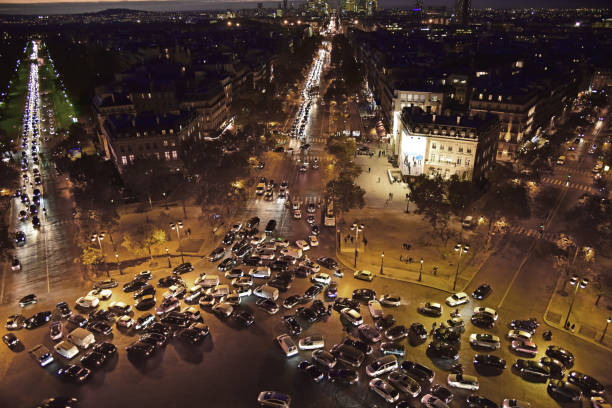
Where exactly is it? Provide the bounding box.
[129,154,135,163]
[163,140,168,146]
[165,151,171,160]
[155,152,161,159]
[172,150,178,159]
[121,156,127,165]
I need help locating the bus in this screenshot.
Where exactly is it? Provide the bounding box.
[324,200,335,227]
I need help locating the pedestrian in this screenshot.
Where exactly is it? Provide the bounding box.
[368,167,371,173]
[350,236,354,243]
[388,192,392,200]
[399,254,403,261]
[571,324,575,333]
[433,266,438,276]
[378,177,381,183]
[378,150,381,157]
[363,238,367,247]
[187,228,191,238]
[390,192,393,200]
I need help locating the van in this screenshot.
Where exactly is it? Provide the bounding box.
[253,284,279,301]
[67,327,96,349]
[206,284,230,298]
[462,216,473,229]
[256,183,266,195]
[195,275,219,288]
[366,355,398,377]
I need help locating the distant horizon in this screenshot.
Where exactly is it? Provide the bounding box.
[0,0,609,15]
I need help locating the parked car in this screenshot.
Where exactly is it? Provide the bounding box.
[547,380,583,402]
[472,284,492,299]
[369,378,399,403]
[445,292,469,307]
[418,302,443,317]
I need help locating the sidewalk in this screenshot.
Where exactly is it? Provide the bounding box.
[353,151,408,211]
[334,207,489,293]
[544,272,612,351]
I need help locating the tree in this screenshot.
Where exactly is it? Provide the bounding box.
[325,173,365,215]
[326,134,356,164]
[447,175,480,217]
[80,245,103,265]
[0,224,14,261]
[564,196,612,252]
[407,175,452,243]
[121,224,167,259]
[0,161,19,192]
[592,273,612,306]
[479,181,530,241]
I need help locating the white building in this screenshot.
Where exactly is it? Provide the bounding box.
[391,89,444,152]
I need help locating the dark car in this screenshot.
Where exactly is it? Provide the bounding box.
[380,342,405,357]
[243,256,262,266]
[509,318,539,334]
[175,327,206,344]
[328,368,359,385]
[134,284,156,299]
[232,239,249,254]
[316,257,338,270]
[144,322,173,337]
[375,314,396,331]
[433,328,461,345]
[567,371,605,396]
[123,279,148,293]
[352,288,376,302]
[135,295,156,311]
[80,351,107,368]
[134,270,152,281]
[333,297,360,312]
[547,380,583,402]
[235,244,252,258]
[68,314,88,328]
[342,338,373,355]
[88,309,115,323]
[270,260,289,272]
[157,275,183,288]
[297,307,319,323]
[222,232,236,246]
[56,302,72,319]
[57,364,91,383]
[246,216,260,228]
[513,359,550,382]
[295,266,312,278]
[160,312,191,328]
[209,247,226,262]
[37,397,79,408]
[3,333,21,349]
[282,315,302,336]
[408,322,428,345]
[465,395,498,408]
[545,345,574,368]
[233,310,255,327]
[472,284,492,300]
[87,321,112,336]
[471,312,495,328]
[474,354,506,371]
[126,340,155,359]
[256,298,279,314]
[26,311,52,329]
[426,341,459,360]
[298,360,324,382]
[385,325,409,341]
[139,332,168,349]
[93,278,118,289]
[539,357,566,379]
[304,284,323,299]
[264,219,277,234]
[172,263,194,275]
[93,341,117,358]
[19,293,38,307]
[269,278,292,292]
[431,384,454,404]
[401,360,434,383]
[311,300,327,317]
[218,257,238,272]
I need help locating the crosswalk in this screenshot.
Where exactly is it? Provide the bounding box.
[554,167,608,179]
[541,176,596,193]
[507,225,559,243]
[290,154,334,164]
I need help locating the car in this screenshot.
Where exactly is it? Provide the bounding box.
[298,335,324,350]
[340,308,363,326]
[547,380,583,402]
[19,293,38,307]
[507,330,532,341]
[358,323,382,343]
[67,313,88,328]
[333,297,360,312]
[172,262,194,275]
[15,231,26,246]
[257,391,291,408]
[30,344,54,367]
[276,333,298,357]
[135,295,156,311]
[502,399,531,408]
[508,318,539,334]
[140,332,168,349]
[116,315,133,328]
[433,328,461,345]
[511,339,537,356]
[160,311,191,327]
[427,341,459,360]
[282,315,302,336]
[369,378,400,403]
[472,284,492,299]
[590,397,612,408]
[246,216,260,228]
[469,333,500,350]
[265,220,277,234]
[385,325,409,341]
[304,284,323,299]
[156,296,181,315]
[473,307,498,320]
[388,370,421,397]
[87,321,112,336]
[107,301,132,316]
[256,298,279,315]
[567,371,605,396]
[50,321,63,340]
[232,276,254,288]
[208,247,226,262]
[75,295,99,310]
[123,279,148,293]
[474,354,506,371]
[446,292,469,307]
[408,322,428,345]
[57,364,91,383]
[421,394,449,408]
[54,339,80,359]
[6,314,26,330]
[175,327,206,344]
[212,302,234,318]
[11,258,21,271]
[418,302,442,317]
[232,309,254,326]
[354,270,374,281]
[80,350,107,368]
[471,312,496,328]
[380,342,405,357]
[249,266,271,278]
[312,349,336,368]
[352,288,376,302]
[513,359,550,382]
[308,235,318,247]
[93,279,118,289]
[441,317,465,333]
[465,395,499,408]
[317,257,338,270]
[3,333,21,349]
[295,240,310,251]
[56,302,72,319]
[26,311,52,329]
[539,357,566,379]
[126,340,155,359]
[134,313,156,331]
[328,368,359,385]
[87,289,112,300]
[545,345,574,368]
[134,270,152,281]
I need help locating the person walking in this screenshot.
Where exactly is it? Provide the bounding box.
[368,167,371,173]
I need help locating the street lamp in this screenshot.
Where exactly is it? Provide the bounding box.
[380,252,384,275]
[166,247,171,268]
[170,220,185,264]
[349,222,365,268]
[419,257,424,282]
[563,275,589,329]
[600,317,612,343]
[162,191,168,210]
[453,243,469,290]
[115,252,122,275]
[91,232,109,277]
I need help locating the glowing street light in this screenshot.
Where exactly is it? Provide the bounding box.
[564,275,589,329]
[453,243,469,290]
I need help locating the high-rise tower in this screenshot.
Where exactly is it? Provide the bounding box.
[454,0,470,25]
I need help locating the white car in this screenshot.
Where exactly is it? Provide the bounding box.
[469,333,500,350]
[340,308,363,326]
[87,288,112,300]
[232,276,253,287]
[293,209,302,219]
[276,334,298,357]
[366,355,398,377]
[249,266,271,278]
[447,373,479,390]
[230,223,242,233]
[250,234,266,245]
[445,292,469,307]
[311,272,331,285]
[54,340,79,359]
[257,391,291,408]
[380,294,401,307]
[295,240,310,251]
[299,260,320,273]
[308,235,319,247]
[212,302,233,317]
[369,378,399,403]
[368,300,383,319]
[116,315,133,329]
[236,287,252,297]
[507,329,532,341]
[298,335,324,350]
[502,399,531,408]
[473,307,498,320]
[76,295,99,309]
[422,394,449,408]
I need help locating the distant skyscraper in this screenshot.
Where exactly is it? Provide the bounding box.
[454,0,470,25]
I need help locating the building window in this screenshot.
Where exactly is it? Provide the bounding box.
[155,152,161,159]
[120,146,125,152]
[458,146,463,153]
[165,151,171,160]
[121,156,127,165]
[457,158,461,165]
[431,143,436,149]
[467,147,472,154]
[163,140,168,147]
[129,154,135,163]
[448,146,452,152]
[146,143,151,150]
[465,159,470,166]
[172,150,178,159]
[439,144,444,150]
[430,154,436,162]
[162,129,166,135]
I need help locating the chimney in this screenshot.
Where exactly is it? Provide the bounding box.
[456,115,461,125]
[432,114,436,123]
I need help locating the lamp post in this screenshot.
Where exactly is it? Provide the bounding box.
[166,247,171,268]
[418,257,424,282]
[162,191,168,210]
[91,232,109,277]
[170,220,185,264]
[563,275,589,329]
[115,253,121,275]
[600,317,612,343]
[453,243,470,291]
[350,222,365,268]
[380,252,384,275]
